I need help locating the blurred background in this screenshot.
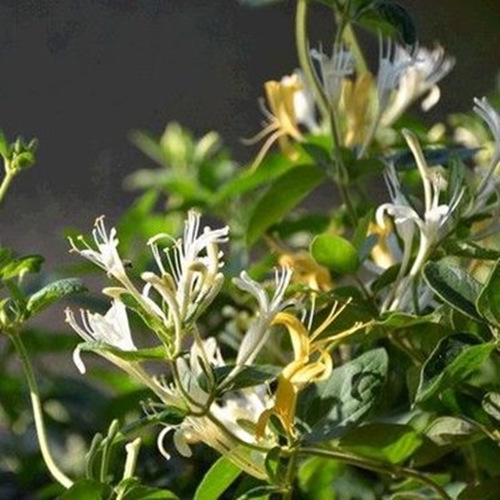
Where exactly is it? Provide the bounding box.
[0,0,499,269]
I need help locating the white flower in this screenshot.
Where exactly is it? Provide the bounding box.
[474,98,500,190]
[376,38,414,115]
[144,210,229,330]
[290,71,318,132]
[311,44,354,109]
[65,299,136,374]
[153,338,273,478]
[474,97,500,152]
[376,130,463,281]
[68,217,126,281]
[233,267,294,366]
[382,44,455,125]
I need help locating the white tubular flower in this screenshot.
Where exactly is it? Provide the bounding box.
[376,130,463,281]
[65,299,136,374]
[376,38,414,115]
[382,44,455,125]
[144,210,229,329]
[68,217,126,281]
[234,267,294,366]
[474,97,500,165]
[154,338,273,478]
[311,44,354,109]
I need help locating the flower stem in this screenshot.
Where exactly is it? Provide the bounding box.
[295,0,330,126]
[9,331,74,489]
[282,445,299,500]
[298,447,451,499]
[342,23,369,75]
[0,170,15,205]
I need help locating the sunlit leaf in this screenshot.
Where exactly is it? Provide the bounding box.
[310,234,359,275]
[339,423,423,464]
[423,261,482,319]
[27,278,87,314]
[246,165,324,246]
[297,348,388,442]
[416,333,495,403]
[194,456,241,500]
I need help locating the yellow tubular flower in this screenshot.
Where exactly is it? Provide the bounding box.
[256,303,365,438]
[247,73,315,171]
[368,220,398,270]
[278,251,333,292]
[342,73,375,148]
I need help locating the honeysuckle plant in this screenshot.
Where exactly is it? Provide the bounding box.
[2,0,500,498]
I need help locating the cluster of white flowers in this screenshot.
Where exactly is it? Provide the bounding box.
[65,210,296,476]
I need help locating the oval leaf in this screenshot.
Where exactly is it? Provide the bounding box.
[340,423,422,464]
[297,348,388,442]
[311,234,359,275]
[477,258,500,326]
[246,164,324,247]
[194,456,241,500]
[27,278,87,314]
[423,261,482,319]
[416,333,495,403]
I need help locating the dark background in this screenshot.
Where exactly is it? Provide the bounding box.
[0,0,499,267]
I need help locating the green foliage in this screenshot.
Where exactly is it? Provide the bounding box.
[423,260,483,319]
[246,164,324,246]
[297,348,388,441]
[416,333,495,403]
[310,234,360,275]
[194,456,241,500]
[4,0,500,498]
[339,423,423,464]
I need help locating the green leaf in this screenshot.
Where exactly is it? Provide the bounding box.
[121,481,178,499]
[0,254,44,280]
[416,333,495,403]
[423,260,482,319]
[425,416,481,446]
[213,365,280,393]
[297,348,388,442]
[246,164,324,246]
[357,1,416,45]
[264,447,284,484]
[482,392,500,423]
[376,312,438,329]
[213,153,296,206]
[0,130,9,158]
[298,457,340,500]
[194,456,241,500]
[300,141,333,173]
[370,264,400,294]
[442,240,500,261]
[59,479,112,499]
[27,278,87,314]
[477,259,500,326]
[339,423,422,464]
[310,234,359,275]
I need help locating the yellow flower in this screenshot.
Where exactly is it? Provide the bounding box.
[278,250,333,292]
[368,220,397,270]
[256,302,365,438]
[342,73,375,148]
[246,73,315,170]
